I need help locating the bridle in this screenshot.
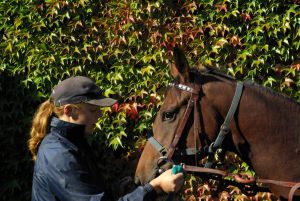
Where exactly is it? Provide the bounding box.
[146,77,300,200]
[148,79,244,170]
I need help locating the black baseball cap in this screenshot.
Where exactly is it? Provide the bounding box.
[50,76,118,107]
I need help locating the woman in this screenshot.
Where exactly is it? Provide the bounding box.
[28,76,184,201]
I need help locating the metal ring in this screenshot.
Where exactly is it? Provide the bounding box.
[157,156,174,167]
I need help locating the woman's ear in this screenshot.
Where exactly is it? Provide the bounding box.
[64,105,78,118]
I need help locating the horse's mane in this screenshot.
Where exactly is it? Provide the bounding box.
[192,67,300,106]
[192,67,235,81]
[243,80,300,106]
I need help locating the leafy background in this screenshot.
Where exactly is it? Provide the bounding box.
[1,0,300,200]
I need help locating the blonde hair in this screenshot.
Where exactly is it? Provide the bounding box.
[28,99,65,160]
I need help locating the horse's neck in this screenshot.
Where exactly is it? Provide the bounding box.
[239,84,300,132]
[205,79,300,156]
[229,83,300,178]
[205,80,300,195]
[207,80,300,131]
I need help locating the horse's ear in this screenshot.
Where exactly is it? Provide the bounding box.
[170,46,190,83]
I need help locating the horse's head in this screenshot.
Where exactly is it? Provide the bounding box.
[135,47,243,185]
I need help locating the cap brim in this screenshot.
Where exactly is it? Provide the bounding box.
[86,97,118,107]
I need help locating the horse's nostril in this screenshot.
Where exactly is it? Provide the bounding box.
[134,176,141,186]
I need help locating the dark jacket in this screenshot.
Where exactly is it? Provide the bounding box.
[31,117,156,201]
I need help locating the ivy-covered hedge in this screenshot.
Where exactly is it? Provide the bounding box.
[1,0,300,200]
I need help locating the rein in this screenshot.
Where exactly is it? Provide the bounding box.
[182,164,300,201]
[147,80,300,200]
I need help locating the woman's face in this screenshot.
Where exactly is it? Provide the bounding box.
[73,103,101,135]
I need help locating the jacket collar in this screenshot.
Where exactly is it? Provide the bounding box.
[50,117,86,144]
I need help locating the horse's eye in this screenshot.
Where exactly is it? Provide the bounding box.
[162,111,176,121]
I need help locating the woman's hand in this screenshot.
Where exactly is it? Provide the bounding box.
[149,169,184,194]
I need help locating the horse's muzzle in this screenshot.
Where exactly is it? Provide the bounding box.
[134,176,141,186]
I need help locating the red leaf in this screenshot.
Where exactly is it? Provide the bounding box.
[215,3,227,13]
[291,60,300,71]
[241,13,252,21]
[127,103,139,120]
[149,94,158,104]
[230,35,242,47]
[111,103,119,113]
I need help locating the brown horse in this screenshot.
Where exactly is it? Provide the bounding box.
[135,47,300,200]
